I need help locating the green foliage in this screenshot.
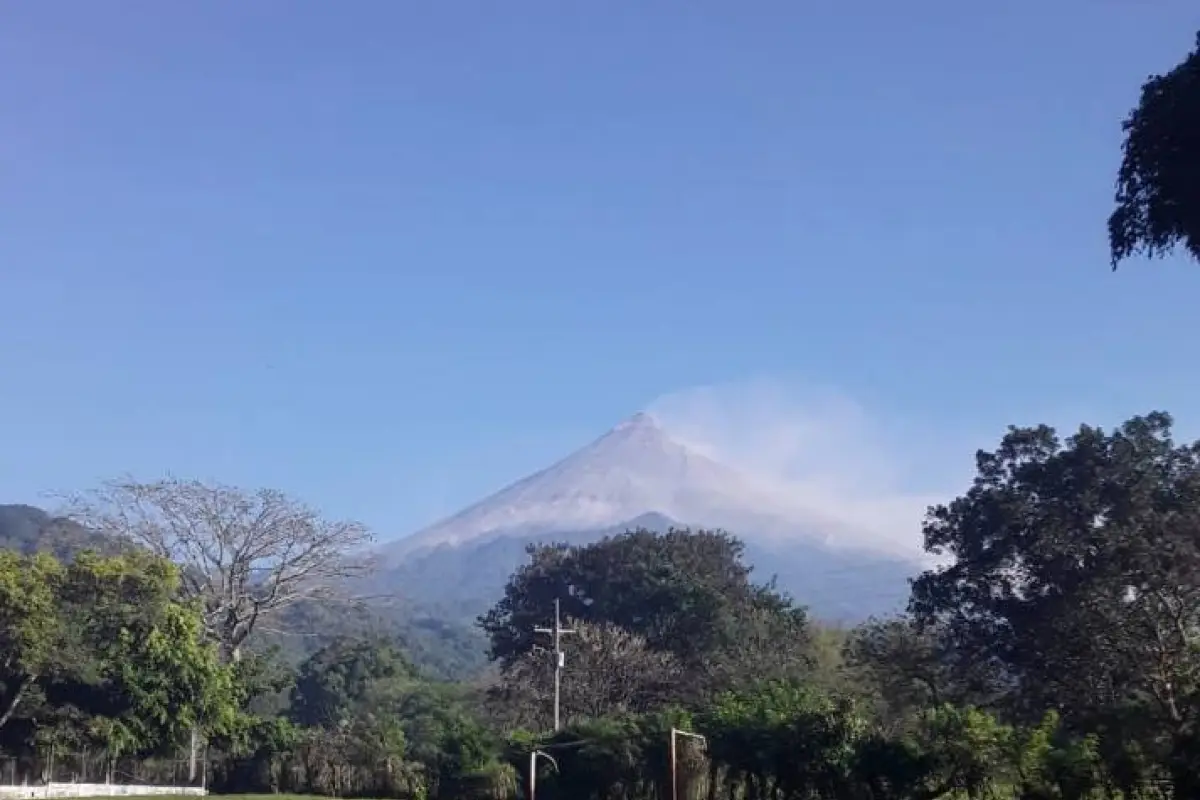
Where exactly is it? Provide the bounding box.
[289,637,421,728]
[0,549,240,765]
[480,527,811,703]
[252,590,490,682]
[703,682,865,799]
[1110,32,1200,268]
[522,711,683,800]
[108,601,240,746]
[0,551,61,729]
[920,704,1014,797]
[911,413,1200,750]
[220,636,506,799]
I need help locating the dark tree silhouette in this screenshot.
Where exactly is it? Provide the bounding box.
[1110,32,1200,268]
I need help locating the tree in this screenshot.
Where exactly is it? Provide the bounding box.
[0,552,62,730]
[65,476,376,661]
[706,584,813,688]
[287,636,503,796]
[490,619,681,729]
[1109,32,1200,268]
[289,637,420,729]
[842,617,953,735]
[88,599,240,759]
[909,412,1200,776]
[0,550,239,761]
[917,705,1015,800]
[528,711,689,800]
[479,527,810,699]
[702,682,866,800]
[54,552,239,756]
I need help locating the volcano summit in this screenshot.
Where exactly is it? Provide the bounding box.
[377,412,922,621]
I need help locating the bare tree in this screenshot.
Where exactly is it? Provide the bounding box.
[63,476,377,661]
[488,618,681,730]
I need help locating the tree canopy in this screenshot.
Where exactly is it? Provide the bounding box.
[909,410,1200,792]
[0,550,239,764]
[289,636,421,729]
[479,527,811,703]
[1110,32,1200,268]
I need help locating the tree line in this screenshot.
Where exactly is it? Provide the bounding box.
[3,409,1200,798]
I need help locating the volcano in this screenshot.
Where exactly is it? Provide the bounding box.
[377,412,922,622]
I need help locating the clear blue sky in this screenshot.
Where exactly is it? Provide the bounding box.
[3,2,1199,539]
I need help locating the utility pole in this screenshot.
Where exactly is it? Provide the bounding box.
[533,598,575,731]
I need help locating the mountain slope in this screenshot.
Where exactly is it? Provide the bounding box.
[379,413,922,622]
[0,504,123,559]
[388,413,850,557]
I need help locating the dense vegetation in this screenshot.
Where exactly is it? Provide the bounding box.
[3,411,1200,799]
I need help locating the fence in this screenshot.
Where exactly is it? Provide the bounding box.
[0,752,205,799]
[0,784,205,798]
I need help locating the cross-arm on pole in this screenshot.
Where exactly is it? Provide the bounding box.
[533,598,575,731]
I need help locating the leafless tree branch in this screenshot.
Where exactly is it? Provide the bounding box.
[59,475,377,661]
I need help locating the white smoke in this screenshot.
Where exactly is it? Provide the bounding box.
[646,378,967,562]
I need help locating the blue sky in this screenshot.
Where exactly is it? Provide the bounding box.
[3,2,1199,541]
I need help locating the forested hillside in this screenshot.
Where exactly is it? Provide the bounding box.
[0,504,120,558]
[261,595,488,681]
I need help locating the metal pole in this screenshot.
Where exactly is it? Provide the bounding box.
[528,750,557,800]
[669,728,707,800]
[552,597,561,733]
[669,728,676,800]
[534,598,575,732]
[188,727,198,783]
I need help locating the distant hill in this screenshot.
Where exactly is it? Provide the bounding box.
[259,595,488,681]
[0,502,488,680]
[0,503,122,558]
